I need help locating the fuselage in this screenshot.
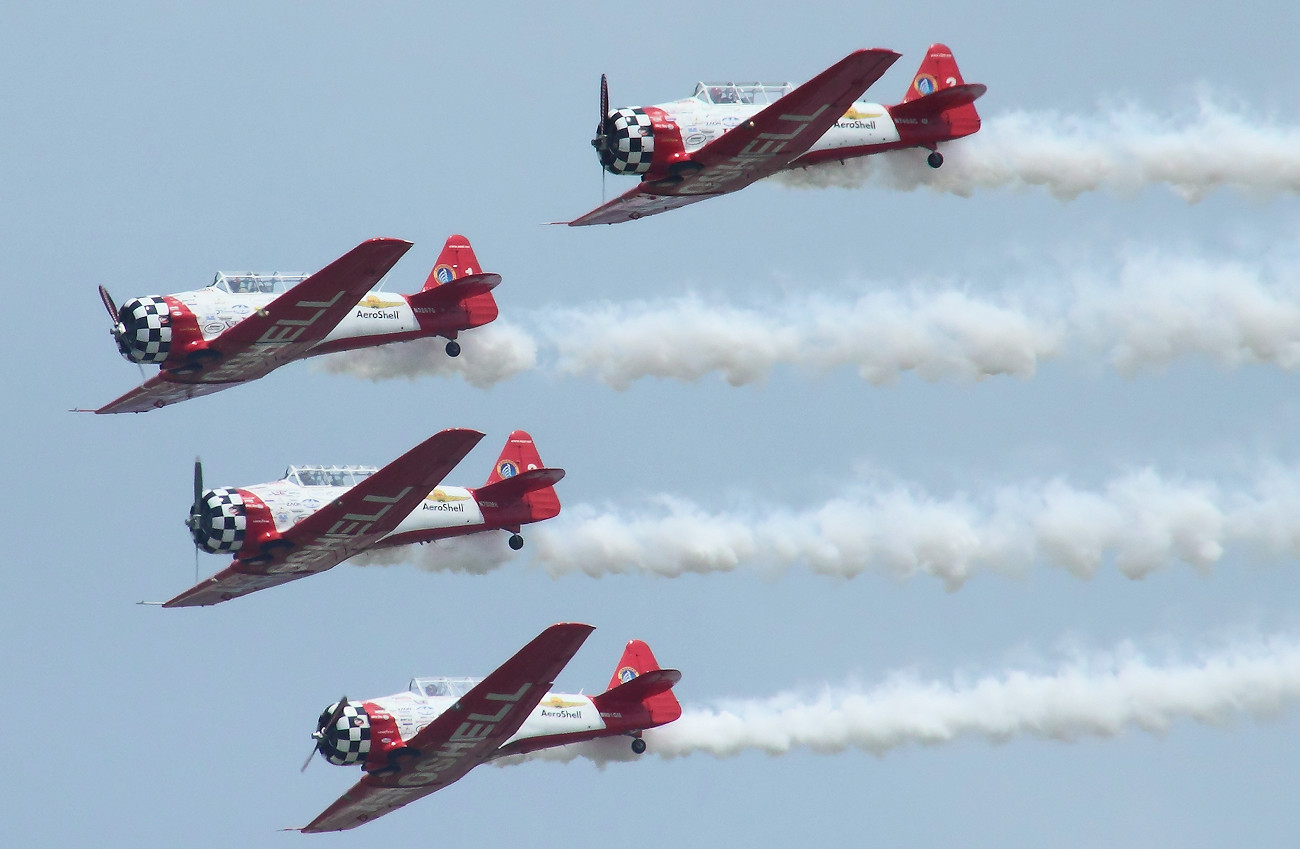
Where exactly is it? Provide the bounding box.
[191,464,557,559]
[323,677,646,775]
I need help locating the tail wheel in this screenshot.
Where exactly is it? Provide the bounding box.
[630,738,647,754]
[508,533,524,551]
[445,340,461,357]
[927,150,944,168]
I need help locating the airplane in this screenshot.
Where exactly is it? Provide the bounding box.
[297,622,681,833]
[162,429,562,607]
[91,235,500,413]
[568,44,985,225]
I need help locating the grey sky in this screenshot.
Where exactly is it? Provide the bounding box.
[4,1,1300,845]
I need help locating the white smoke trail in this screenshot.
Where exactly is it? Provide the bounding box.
[314,321,536,388]
[540,246,1300,388]
[346,468,1300,589]
[772,98,1300,201]
[524,468,1300,589]
[500,637,1300,768]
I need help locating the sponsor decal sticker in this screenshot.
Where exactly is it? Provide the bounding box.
[232,303,252,315]
[203,322,224,335]
[685,133,708,146]
[302,497,321,509]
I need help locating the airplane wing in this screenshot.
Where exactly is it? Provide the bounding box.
[300,623,595,833]
[93,238,412,413]
[162,428,485,608]
[568,48,901,226]
[93,375,235,414]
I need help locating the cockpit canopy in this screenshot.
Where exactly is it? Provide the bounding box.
[409,677,480,698]
[283,465,378,487]
[210,271,309,295]
[692,81,793,106]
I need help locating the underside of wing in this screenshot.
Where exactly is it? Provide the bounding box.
[94,373,234,414]
[178,238,413,385]
[241,428,485,575]
[161,563,308,608]
[301,623,595,833]
[567,185,718,226]
[672,48,901,196]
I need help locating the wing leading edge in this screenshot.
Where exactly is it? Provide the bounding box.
[568,48,901,226]
[301,623,595,833]
[162,428,485,608]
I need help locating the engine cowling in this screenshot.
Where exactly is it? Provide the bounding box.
[188,487,247,553]
[594,107,684,178]
[315,702,372,766]
[114,296,173,364]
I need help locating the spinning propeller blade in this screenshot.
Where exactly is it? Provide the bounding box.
[302,696,349,772]
[98,285,119,325]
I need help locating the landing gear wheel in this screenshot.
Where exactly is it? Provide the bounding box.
[927,150,944,169]
[445,340,461,357]
[630,738,647,754]
[508,533,524,551]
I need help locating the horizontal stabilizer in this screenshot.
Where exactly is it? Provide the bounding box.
[475,467,565,502]
[889,82,986,120]
[592,668,682,708]
[408,272,501,310]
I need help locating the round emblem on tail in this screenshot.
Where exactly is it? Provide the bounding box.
[434,264,455,284]
[497,460,518,478]
[618,666,638,683]
[914,74,937,96]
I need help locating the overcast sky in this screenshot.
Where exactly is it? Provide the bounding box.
[5,2,1300,846]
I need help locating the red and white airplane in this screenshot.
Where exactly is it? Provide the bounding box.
[298,623,681,833]
[568,44,985,225]
[92,235,499,413]
[163,429,562,607]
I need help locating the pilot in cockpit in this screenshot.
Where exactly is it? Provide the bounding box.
[710,86,738,104]
[424,682,450,697]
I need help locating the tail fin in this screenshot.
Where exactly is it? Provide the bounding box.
[593,639,682,726]
[423,234,484,292]
[483,430,562,521]
[895,43,984,137]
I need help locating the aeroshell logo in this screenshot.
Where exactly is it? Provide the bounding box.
[497,460,518,479]
[914,73,937,96]
[434,265,455,284]
[618,666,638,683]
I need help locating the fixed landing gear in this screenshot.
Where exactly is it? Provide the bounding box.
[445,340,461,357]
[630,737,647,754]
[508,533,524,550]
[927,150,944,169]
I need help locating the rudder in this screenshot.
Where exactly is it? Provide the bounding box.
[897,43,983,138]
[602,639,681,726]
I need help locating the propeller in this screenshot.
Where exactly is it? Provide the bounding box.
[592,74,611,200]
[302,696,349,772]
[100,284,147,379]
[184,457,204,580]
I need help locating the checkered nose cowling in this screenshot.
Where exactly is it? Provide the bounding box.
[189,488,246,554]
[317,702,372,767]
[115,296,172,364]
[597,108,656,175]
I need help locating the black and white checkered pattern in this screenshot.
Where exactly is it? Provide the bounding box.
[116,296,172,364]
[319,702,372,766]
[191,488,246,553]
[605,108,656,175]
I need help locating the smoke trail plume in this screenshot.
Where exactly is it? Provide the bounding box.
[314,322,536,388]
[521,468,1300,589]
[347,468,1300,590]
[501,638,1300,768]
[541,247,1300,388]
[772,98,1300,201]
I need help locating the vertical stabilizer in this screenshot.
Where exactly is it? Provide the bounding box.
[423,234,484,291]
